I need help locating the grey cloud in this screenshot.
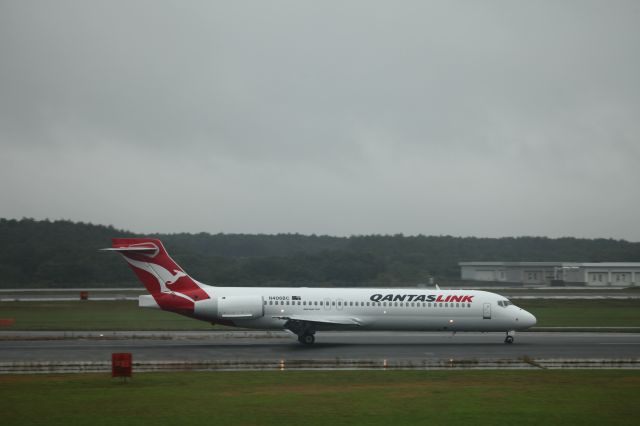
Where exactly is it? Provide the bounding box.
[1,1,639,239]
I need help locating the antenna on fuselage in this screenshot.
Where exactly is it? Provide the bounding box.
[430,277,440,290]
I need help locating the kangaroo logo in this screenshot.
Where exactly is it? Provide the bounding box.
[124,257,189,294]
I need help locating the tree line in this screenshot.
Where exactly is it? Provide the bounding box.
[1,218,640,288]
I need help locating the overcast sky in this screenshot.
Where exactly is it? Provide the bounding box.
[1,1,639,240]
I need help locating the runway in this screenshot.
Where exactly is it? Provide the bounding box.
[1,331,639,364]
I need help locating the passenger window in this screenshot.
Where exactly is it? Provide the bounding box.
[264,301,267,305]
[428,303,431,308]
[269,301,273,305]
[314,301,318,306]
[286,301,290,305]
[445,303,448,308]
[332,301,335,306]
[366,302,370,306]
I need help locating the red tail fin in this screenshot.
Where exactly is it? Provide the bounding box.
[105,238,210,313]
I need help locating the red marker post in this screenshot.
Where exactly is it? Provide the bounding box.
[112,353,132,380]
[0,318,15,327]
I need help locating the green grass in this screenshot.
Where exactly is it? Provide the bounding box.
[514,299,640,327]
[1,299,640,330]
[0,300,218,331]
[1,371,639,426]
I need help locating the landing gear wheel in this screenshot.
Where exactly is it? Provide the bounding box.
[504,335,514,344]
[298,333,315,345]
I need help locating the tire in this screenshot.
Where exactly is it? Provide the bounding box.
[301,333,315,345]
[505,335,514,344]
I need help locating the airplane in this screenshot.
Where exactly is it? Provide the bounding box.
[104,238,537,345]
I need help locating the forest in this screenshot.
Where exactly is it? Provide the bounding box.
[1,218,639,288]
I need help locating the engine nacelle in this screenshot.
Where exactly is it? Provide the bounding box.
[193,297,219,321]
[218,295,264,319]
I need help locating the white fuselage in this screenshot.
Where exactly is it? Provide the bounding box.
[152,285,537,333]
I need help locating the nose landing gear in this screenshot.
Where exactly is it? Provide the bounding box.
[504,331,515,344]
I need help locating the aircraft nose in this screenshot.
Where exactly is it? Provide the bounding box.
[524,310,537,328]
[515,309,537,329]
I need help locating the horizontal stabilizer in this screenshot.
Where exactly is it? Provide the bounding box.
[101,247,158,254]
[138,295,160,309]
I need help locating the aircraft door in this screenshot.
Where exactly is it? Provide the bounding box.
[483,303,491,319]
[324,298,331,311]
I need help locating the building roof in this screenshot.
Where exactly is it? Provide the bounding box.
[459,261,640,268]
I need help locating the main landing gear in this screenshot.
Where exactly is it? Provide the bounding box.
[298,333,315,345]
[285,319,316,345]
[504,331,515,344]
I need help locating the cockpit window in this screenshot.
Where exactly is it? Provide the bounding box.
[498,300,513,307]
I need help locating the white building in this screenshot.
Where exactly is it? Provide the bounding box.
[459,262,640,286]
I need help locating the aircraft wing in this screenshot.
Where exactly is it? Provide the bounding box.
[273,315,363,327]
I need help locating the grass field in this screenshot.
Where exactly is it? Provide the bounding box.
[515,299,640,327]
[0,300,219,331]
[1,371,639,426]
[1,299,640,330]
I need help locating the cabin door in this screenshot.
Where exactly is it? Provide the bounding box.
[324,298,331,311]
[483,303,491,319]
